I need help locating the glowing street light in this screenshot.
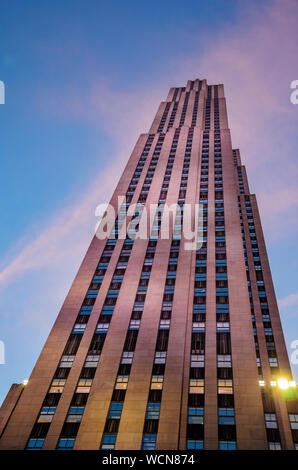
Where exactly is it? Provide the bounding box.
[277,378,289,390]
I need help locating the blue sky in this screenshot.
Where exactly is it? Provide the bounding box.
[0,0,298,404]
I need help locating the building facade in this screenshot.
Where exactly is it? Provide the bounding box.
[1,79,298,450]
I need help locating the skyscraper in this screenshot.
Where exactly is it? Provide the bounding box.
[0,78,297,451]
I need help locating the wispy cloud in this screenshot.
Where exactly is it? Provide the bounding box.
[36,80,163,143]
[0,151,124,289]
[0,81,165,289]
[1,0,298,291]
[181,0,298,240]
[279,293,298,310]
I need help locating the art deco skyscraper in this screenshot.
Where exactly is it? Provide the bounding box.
[1,79,298,451]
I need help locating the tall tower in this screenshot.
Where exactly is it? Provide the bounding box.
[0,79,297,451]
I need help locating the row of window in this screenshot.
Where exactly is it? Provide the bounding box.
[186,127,210,449]
[101,238,158,449]
[26,133,163,449]
[141,239,181,450]
[141,127,194,449]
[238,193,285,449]
[59,130,172,448]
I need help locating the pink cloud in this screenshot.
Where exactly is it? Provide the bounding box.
[2,0,298,293]
[36,0,298,242]
[188,0,298,240]
[0,149,127,289]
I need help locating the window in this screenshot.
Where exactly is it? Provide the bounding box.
[129,319,140,329]
[59,355,75,368]
[219,440,237,450]
[66,413,83,423]
[73,323,87,333]
[218,408,235,425]
[142,434,156,450]
[191,354,205,368]
[269,357,278,367]
[218,379,233,394]
[80,305,93,315]
[159,319,171,329]
[121,351,134,364]
[265,413,278,429]
[108,402,123,419]
[269,442,281,450]
[217,355,231,368]
[76,379,92,393]
[49,379,66,394]
[101,306,114,315]
[96,323,109,333]
[37,407,56,423]
[217,322,230,332]
[69,406,85,414]
[26,438,45,449]
[187,436,204,449]
[115,375,129,390]
[188,407,204,424]
[192,322,205,332]
[151,375,164,390]
[289,414,298,430]
[189,379,204,394]
[84,355,100,368]
[57,438,75,450]
[101,434,116,450]
[146,403,160,420]
[154,351,167,364]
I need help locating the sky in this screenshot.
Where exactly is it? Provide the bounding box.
[0,0,298,405]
